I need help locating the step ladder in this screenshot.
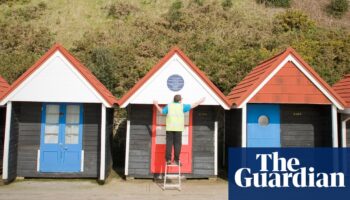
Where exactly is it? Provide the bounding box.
[163,162,181,191]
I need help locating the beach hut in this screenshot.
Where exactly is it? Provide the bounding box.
[225,47,346,149]
[118,47,230,179]
[0,44,117,183]
[333,74,350,147]
[0,76,10,175]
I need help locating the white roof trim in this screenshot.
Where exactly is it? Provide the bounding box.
[238,55,344,110]
[120,53,229,110]
[0,51,112,107]
[339,108,350,114]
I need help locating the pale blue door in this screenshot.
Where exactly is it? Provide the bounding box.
[247,104,280,147]
[40,104,83,172]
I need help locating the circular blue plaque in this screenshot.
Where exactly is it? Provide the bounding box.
[167,74,184,92]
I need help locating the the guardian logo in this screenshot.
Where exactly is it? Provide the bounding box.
[234,152,345,188]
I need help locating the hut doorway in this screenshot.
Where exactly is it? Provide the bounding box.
[151,106,193,173]
[247,104,281,147]
[39,103,83,173]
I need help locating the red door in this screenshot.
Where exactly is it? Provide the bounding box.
[151,106,193,173]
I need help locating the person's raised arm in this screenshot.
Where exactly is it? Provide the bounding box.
[191,97,205,109]
[153,100,163,114]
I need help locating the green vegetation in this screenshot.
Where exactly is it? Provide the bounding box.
[0,20,54,83]
[273,10,315,33]
[106,2,139,19]
[0,0,31,6]
[222,0,233,9]
[0,0,350,97]
[327,0,349,18]
[5,1,47,21]
[257,0,291,8]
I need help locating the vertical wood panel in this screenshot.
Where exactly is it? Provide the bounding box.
[192,106,215,177]
[0,108,6,173]
[224,109,242,168]
[128,104,153,178]
[7,102,19,182]
[225,109,242,147]
[104,108,114,179]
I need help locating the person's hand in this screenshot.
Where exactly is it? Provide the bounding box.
[153,100,158,105]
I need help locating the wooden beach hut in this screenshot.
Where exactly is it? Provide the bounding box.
[0,44,117,183]
[225,47,346,149]
[118,47,230,179]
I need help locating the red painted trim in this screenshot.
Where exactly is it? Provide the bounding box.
[228,47,346,108]
[0,43,117,106]
[150,105,157,173]
[0,75,10,98]
[188,108,193,172]
[117,47,230,108]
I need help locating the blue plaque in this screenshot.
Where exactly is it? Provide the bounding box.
[167,74,184,92]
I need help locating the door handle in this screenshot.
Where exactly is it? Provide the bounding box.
[64,147,68,150]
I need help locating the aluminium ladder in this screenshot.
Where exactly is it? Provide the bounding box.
[163,162,181,191]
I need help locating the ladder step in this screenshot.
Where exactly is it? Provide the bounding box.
[166,164,181,167]
[164,162,182,190]
[164,184,181,188]
[165,174,180,178]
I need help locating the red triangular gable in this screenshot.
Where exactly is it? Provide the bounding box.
[250,61,331,104]
[227,47,346,109]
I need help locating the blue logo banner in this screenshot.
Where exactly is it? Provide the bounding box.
[228,148,350,200]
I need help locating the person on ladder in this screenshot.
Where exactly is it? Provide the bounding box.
[154,95,205,166]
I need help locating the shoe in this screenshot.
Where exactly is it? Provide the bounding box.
[174,160,182,166]
[166,160,171,165]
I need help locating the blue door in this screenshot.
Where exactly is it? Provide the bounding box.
[40,103,83,172]
[247,104,280,147]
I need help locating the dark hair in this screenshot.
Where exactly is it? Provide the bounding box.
[174,94,182,102]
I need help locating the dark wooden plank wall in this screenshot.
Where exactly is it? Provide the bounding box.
[104,108,114,179]
[280,105,332,147]
[225,109,242,148]
[6,103,20,182]
[224,105,332,149]
[81,103,101,178]
[128,105,217,178]
[224,109,242,169]
[188,106,215,178]
[13,102,102,178]
[0,107,6,173]
[128,104,153,178]
[217,109,225,171]
[16,102,41,177]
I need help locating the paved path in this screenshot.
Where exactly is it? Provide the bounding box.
[0,178,227,200]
